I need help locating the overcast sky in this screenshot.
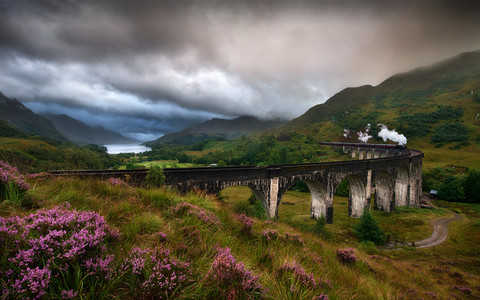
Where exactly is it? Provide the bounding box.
[1,0,480,141]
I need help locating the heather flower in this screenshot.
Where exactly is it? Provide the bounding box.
[84,255,115,278]
[157,231,167,241]
[173,202,220,226]
[0,161,30,199]
[124,247,150,275]
[122,246,191,298]
[336,248,356,264]
[142,247,192,298]
[278,261,317,289]
[0,205,118,298]
[61,289,79,299]
[107,177,128,186]
[206,247,263,299]
[237,214,254,234]
[313,295,329,300]
[262,229,279,241]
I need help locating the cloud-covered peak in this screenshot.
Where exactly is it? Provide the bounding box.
[1,0,479,137]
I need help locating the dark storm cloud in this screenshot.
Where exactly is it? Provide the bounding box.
[1,0,480,136]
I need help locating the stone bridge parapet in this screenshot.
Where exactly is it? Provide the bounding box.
[48,143,423,224]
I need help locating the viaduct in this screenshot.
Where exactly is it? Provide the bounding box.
[49,143,423,224]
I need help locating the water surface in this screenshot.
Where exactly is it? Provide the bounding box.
[104,144,151,154]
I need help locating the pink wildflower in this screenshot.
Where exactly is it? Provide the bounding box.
[107,177,128,186]
[237,214,254,234]
[206,247,263,299]
[0,161,30,195]
[262,229,279,241]
[173,202,220,226]
[336,248,356,264]
[61,289,78,299]
[0,206,118,298]
[278,261,317,289]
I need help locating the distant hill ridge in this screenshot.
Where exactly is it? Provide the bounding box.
[0,92,66,141]
[289,50,480,128]
[149,115,285,145]
[42,113,136,145]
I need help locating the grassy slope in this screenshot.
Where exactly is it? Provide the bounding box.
[0,137,115,172]
[3,177,478,299]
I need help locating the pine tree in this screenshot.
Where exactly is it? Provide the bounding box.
[354,210,386,245]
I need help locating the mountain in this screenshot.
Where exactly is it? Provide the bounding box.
[42,113,136,145]
[0,120,27,138]
[0,92,66,141]
[148,116,285,146]
[279,49,480,168]
[290,50,480,128]
[169,50,480,170]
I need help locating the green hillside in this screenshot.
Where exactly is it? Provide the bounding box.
[148,116,285,146]
[0,92,66,141]
[0,120,28,138]
[0,137,118,172]
[279,50,480,169]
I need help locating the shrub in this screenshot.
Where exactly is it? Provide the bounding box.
[335,179,349,197]
[122,247,192,298]
[354,211,386,245]
[431,122,469,146]
[438,175,466,202]
[0,161,29,203]
[0,204,119,299]
[234,194,266,219]
[173,202,220,226]
[278,261,317,289]
[145,166,165,188]
[463,169,480,203]
[262,229,279,242]
[336,248,356,264]
[237,213,254,234]
[291,181,310,192]
[206,247,263,299]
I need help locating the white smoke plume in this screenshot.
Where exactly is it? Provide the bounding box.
[378,124,407,145]
[357,123,372,143]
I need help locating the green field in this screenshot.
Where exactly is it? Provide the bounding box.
[136,160,201,169]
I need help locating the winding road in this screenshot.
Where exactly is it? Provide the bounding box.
[414,214,462,248]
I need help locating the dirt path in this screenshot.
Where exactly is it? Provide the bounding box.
[413,214,462,248]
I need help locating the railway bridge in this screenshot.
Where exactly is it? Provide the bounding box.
[49,143,423,223]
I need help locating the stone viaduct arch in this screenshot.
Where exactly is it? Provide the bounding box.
[163,143,423,223]
[48,143,423,224]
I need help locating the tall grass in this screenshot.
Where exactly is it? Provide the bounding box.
[1,177,478,299]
